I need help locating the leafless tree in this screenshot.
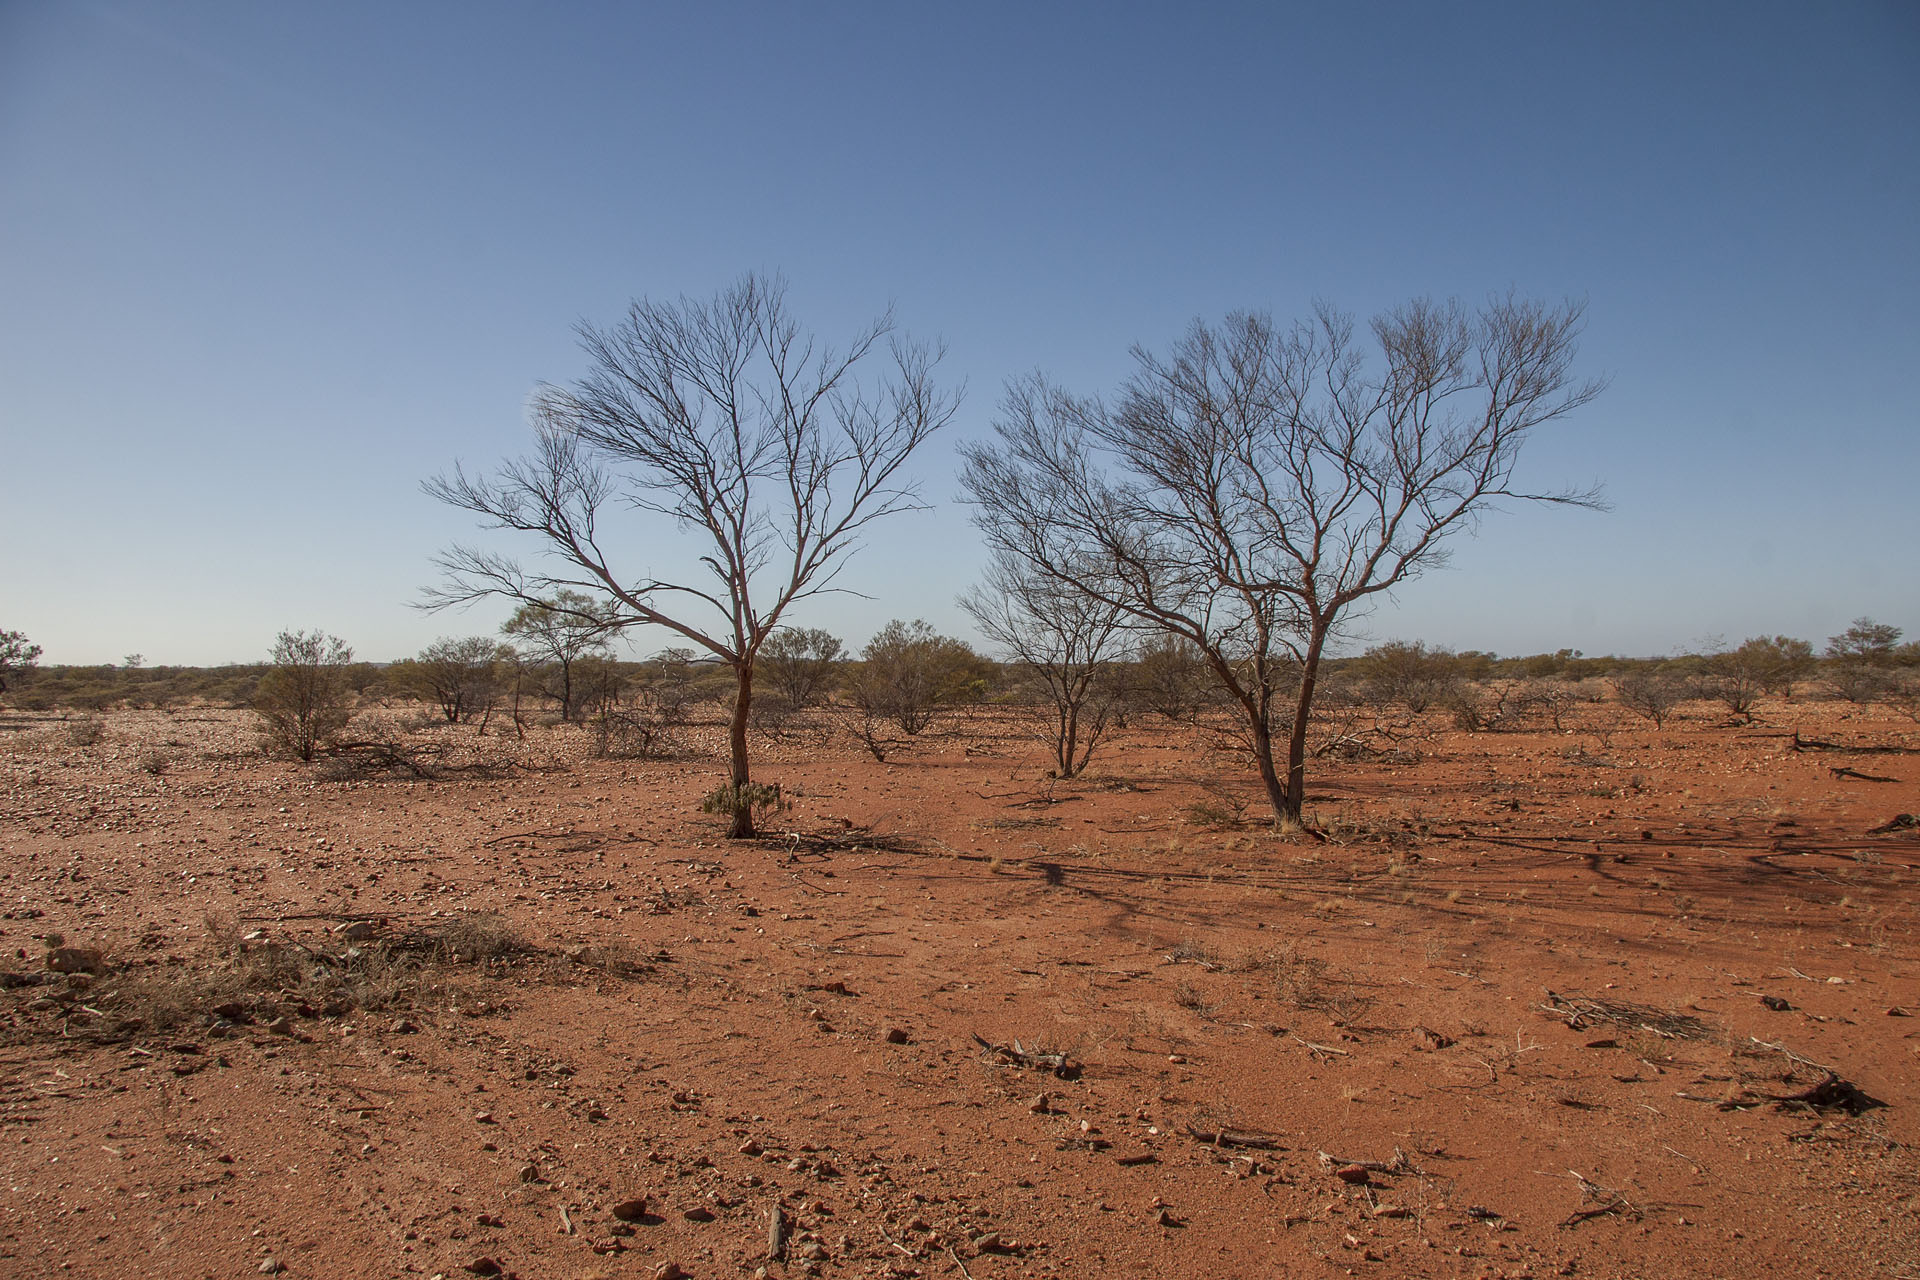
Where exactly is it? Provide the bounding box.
[960,553,1128,777]
[425,274,959,836]
[961,295,1603,825]
[1612,670,1686,727]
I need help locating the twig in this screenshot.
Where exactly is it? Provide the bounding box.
[1186,1123,1284,1150]
[787,873,845,896]
[1289,1032,1350,1057]
[946,1244,976,1280]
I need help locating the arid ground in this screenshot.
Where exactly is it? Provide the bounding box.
[2,699,1915,1280]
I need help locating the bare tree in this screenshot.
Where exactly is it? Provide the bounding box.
[960,554,1127,777]
[962,296,1603,825]
[426,274,959,836]
[1613,670,1685,728]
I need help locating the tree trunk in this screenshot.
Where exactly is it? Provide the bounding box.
[1249,714,1289,821]
[727,663,755,839]
[1281,623,1331,823]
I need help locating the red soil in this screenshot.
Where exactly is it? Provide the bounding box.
[1,701,1915,1279]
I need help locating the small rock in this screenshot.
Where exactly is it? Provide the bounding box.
[257,1258,283,1275]
[800,1241,828,1261]
[1167,1054,1186,1064]
[517,1163,541,1183]
[1410,1025,1455,1051]
[474,1112,496,1125]
[682,1206,715,1223]
[737,1139,763,1156]
[1888,1007,1910,1018]
[654,1264,690,1280]
[211,1001,248,1021]
[1372,1203,1411,1219]
[46,946,104,975]
[883,1027,909,1044]
[971,1231,1004,1253]
[1028,1094,1051,1114]
[907,1216,931,1232]
[1334,1164,1371,1185]
[332,920,378,941]
[611,1197,650,1223]
[390,1017,420,1034]
[462,1258,502,1278]
[1156,1208,1184,1228]
[264,1016,292,1036]
[1760,995,1791,1012]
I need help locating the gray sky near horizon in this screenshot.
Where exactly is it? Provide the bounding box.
[3,1,1915,667]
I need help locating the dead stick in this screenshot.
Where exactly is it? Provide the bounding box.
[768,1202,788,1261]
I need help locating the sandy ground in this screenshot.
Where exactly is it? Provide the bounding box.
[1,699,1916,1280]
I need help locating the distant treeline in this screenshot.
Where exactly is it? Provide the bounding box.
[10,635,1914,715]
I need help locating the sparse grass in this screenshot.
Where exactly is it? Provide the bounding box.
[0,912,541,1047]
[1183,798,1247,830]
[1268,943,1372,1024]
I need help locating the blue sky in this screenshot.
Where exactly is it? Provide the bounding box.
[3,1,1915,665]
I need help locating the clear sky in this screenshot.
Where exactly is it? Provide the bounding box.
[3,1,1915,666]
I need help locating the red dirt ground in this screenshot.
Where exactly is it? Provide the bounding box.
[1,700,1916,1280]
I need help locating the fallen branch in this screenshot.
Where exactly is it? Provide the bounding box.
[1541,990,1714,1041]
[1289,1032,1350,1057]
[1830,766,1898,783]
[1317,1147,1422,1176]
[1186,1124,1285,1150]
[1791,731,1917,756]
[972,1033,1081,1080]
[1557,1169,1639,1229]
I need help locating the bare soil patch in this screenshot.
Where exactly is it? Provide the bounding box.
[1,701,1915,1278]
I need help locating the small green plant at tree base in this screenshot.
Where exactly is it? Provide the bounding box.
[700,781,789,828]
